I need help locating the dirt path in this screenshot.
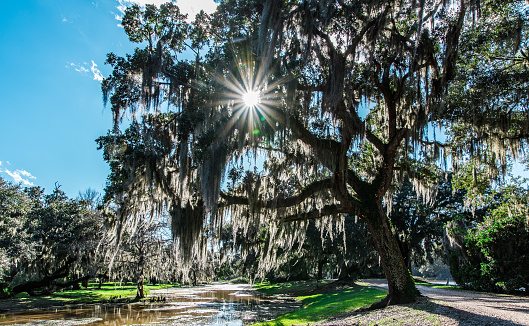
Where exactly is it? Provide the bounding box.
[346,279,529,325]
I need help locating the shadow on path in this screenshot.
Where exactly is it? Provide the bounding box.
[413,297,525,326]
[360,279,529,325]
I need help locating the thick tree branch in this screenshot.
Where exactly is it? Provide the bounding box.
[278,204,349,223]
[344,5,391,57]
[442,0,467,85]
[271,106,342,155]
[220,178,334,209]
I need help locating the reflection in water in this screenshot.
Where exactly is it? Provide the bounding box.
[0,285,300,326]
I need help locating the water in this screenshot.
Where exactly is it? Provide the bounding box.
[0,284,300,326]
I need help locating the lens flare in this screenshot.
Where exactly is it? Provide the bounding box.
[214,47,292,145]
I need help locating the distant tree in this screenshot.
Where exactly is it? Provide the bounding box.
[78,188,102,211]
[7,185,103,296]
[0,178,35,298]
[108,220,172,299]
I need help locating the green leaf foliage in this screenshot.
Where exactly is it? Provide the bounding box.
[447,179,529,293]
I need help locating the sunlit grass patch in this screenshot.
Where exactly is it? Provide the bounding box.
[0,282,182,313]
[255,280,332,296]
[414,279,460,291]
[252,283,386,326]
[9,283,178,306]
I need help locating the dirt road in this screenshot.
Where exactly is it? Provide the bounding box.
[357,279,529,325]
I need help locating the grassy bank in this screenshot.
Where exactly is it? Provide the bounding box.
[252,280,387,326]
[0,282,176,313]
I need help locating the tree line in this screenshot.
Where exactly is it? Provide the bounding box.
[1,164,527,299]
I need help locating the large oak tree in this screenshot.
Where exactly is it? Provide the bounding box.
[99,0,528,306]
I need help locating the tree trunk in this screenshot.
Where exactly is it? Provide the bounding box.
[136,278,145,299]
[316,257,327,280]
[192,269,197,286]
[365,209,420,307]
[338,260,351,280]
[397,236,412,273]
[82,277,89,288]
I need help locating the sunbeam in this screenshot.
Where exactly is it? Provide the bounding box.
[214,47,290,145]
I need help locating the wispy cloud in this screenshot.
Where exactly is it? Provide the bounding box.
[91,61,104,82]
[68,62,89,73]
[67,61,103,82]
[0,165,36,186]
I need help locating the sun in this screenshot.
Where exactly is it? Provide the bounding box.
[242,90,260,108]
[214,48,291,142]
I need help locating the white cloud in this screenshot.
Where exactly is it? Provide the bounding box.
[67,62,88,73]
[66,61,103,82]
[176,0,217,18]
[0,168,36,186]
[115,0,217,21]
[91,61,104,82]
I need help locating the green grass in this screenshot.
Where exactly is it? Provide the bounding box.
[13,282,171,301]
[414,280,460,291]
[252,282,387,326]
[0,282,179,313]
[255,280,332,296]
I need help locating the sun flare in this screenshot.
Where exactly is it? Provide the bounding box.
[214,49,292,142]
[242,90,260,108]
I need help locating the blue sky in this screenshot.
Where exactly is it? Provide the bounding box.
[0,0,216,198]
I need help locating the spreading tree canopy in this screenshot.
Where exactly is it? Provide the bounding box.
[99,0,529,306]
